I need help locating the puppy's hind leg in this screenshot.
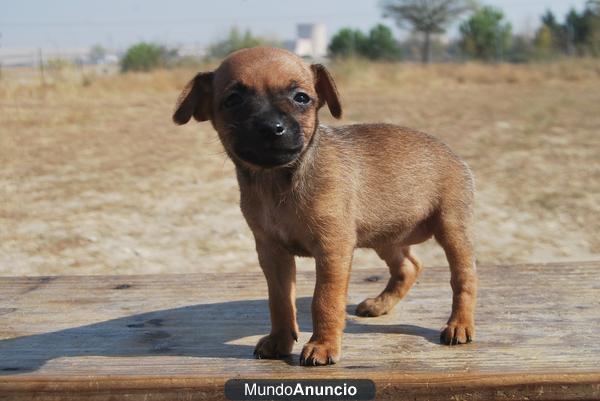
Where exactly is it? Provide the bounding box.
[356,246,422,317]
[435,212,477,345]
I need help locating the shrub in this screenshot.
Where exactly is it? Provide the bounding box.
[120,42,170,72]
[329,28,368,58]
[364,24,402,60]
[329,24,401,60]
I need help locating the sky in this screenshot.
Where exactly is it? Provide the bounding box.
[0,0,586,54]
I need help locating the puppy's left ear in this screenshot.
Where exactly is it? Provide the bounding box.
[311,64,342,119]
[173,72,214,125]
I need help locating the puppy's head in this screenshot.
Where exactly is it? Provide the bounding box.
[173,47,342,168]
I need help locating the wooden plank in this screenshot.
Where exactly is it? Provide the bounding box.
[0,262,599,400]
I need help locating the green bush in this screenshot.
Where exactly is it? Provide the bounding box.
[120,42,169,72]
[329,28,368,58]
[329,24,401,60]
[364,24,402,60]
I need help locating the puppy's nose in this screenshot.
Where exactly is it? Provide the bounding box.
[257,120,286,136]
[274,122,285,136]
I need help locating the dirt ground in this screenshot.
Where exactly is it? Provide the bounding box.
[1,60,599,276]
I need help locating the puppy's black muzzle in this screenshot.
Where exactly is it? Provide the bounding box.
[233,113,304,168]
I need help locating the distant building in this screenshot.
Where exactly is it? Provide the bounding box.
[287,23,327,59]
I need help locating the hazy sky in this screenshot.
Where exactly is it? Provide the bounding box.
[0,0,585,52]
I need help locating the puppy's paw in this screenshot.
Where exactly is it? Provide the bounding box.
[299,341,339,366]
[254,332,296,359]
[440,321,475,345]
[355,297,388,317]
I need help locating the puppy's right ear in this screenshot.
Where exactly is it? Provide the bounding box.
[311,64,342,119]
[173,72,214,125]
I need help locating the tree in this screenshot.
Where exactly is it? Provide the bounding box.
[534,24,555,58]
[535,6,600,57]
[120,42,170,72]
[364,24,402,60]
[566,4,600,56]
[586,1,600,55]
[536,10,565,57]
[565,8,585,54]
[382,0,472,63]
[329,28,368,58]
[329,24,401,60]
[459,6,512,61]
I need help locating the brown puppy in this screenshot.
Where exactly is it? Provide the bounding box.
[173,47,477,366]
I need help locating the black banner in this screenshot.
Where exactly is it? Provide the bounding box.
[225,379,376,400]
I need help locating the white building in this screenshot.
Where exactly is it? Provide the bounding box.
[291,23,327,59]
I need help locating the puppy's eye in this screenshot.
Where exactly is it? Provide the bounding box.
[224,93,243,109]
[293,92,311,104]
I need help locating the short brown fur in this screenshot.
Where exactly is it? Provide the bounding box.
[173,47,477,366]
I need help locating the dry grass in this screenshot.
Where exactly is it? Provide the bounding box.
[1,60,599,275]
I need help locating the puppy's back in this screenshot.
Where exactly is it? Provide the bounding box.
[316,123,474,246]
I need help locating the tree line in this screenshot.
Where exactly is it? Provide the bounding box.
[117,0,600,72]
[333,0,600,63]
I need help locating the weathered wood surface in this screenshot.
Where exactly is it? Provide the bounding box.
[0,261,599,400]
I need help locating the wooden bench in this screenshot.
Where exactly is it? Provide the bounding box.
[0,262,598,400]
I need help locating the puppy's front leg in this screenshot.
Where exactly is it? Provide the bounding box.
[301,248,353,366]
[254,239,298,359]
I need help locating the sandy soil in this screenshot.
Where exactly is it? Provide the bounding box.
[1,62,599,276]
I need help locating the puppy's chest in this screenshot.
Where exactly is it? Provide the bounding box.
[255,197,314,256]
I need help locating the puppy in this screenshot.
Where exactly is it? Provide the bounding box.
[173,47,477,366]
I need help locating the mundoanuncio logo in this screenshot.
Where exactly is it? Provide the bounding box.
[225,379,375,400]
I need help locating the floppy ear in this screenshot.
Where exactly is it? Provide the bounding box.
[172,72,214,125]
[311,64,342,119]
